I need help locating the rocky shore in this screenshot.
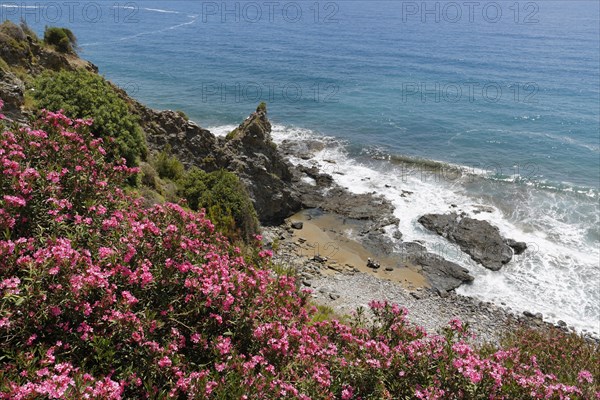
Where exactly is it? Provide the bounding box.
[237,113,595,343]
[261,216,581,345]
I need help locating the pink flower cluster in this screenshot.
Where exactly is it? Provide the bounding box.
[0,107,598,399]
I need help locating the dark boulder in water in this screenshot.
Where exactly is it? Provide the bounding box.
[418,213,520,271]
[505,238,528,255]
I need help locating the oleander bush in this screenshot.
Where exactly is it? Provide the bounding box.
[32,69,147,170]
[0,103,598,399]
[498,325,600,391]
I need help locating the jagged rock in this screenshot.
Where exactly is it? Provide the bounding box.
[506,238,527,255]
[399,242,474,292]
[138,107,218,169]
[418,213,515,271]
[129,99,302,225]
[218,106,302,225]
[299,186,395,221]
[0,70,24,113]
[296,165,334,187]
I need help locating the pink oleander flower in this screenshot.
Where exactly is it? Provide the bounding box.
[215,337,232,355]
[3,195,26,207]
[46,171,60,183]
[449,317,464,332]
[341,385,354,399]
[0,277,20,295]
[158,356,172,368]
[121,290,138,305]
[578,370,593,384]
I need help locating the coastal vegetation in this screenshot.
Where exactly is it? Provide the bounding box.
[148,147,259,243]
[43,27,77,54]
[32,69,147,169]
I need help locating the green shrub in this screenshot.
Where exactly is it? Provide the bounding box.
[152,146,184,181]
[139,162,160,189]
[43,26,77,54]
[175,110,189,121]
[178,168,259,242]
[33,69,147,169]
[225,128,239,141]
[257,101,267,113]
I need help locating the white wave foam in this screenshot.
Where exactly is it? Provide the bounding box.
[141,8,181,14]
[267,123,600,335]
[207,124,237,137]
[82,12,197,48]
[113,6,179,14]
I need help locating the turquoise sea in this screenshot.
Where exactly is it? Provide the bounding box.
[4,1,599,333]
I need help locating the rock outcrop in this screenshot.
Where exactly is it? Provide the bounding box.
[418,213,526,271]
[217,105,301,225]
[400,242,474,292]
[127,98,302,225]
[130,100,217,169]
[0,69,24,114]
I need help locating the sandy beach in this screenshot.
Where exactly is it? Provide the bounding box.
[288,210,429,290]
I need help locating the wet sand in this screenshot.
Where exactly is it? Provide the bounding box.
[288,210,428,290]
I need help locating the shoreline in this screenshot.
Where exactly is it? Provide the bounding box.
[264,133,599,342]
[264,216,597,344]
[130,101,598,340]
[263,221,533,345]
